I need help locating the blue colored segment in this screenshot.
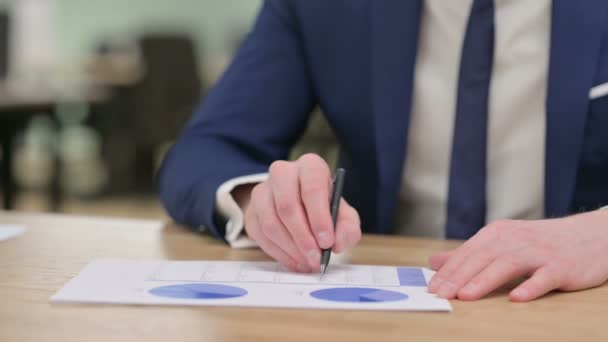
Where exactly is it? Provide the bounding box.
[359,290,407,302]
[397,268,427,287]
[149,283,247,299]
[310,287,408,303]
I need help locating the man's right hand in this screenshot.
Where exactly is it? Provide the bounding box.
[241,153,362,273]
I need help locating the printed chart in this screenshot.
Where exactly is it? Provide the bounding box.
[51,260,452,311]
[310,288,408,303]
[150,283,248,300]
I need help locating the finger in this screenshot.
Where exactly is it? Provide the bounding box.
[456,253,538,301]
[428,250,456,271]
[332,198,361,253]
[510,266,562,302]
[244,206,301,272]
[434,249,498,299]
[297,154,335,249]
[428,245,477,293]
[428,224,505,292]
[251,182,314,272]
[268,161,320,269]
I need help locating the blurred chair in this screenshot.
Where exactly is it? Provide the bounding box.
[135,35,203,153]
[0,9,11,208]
[93,34,203,194]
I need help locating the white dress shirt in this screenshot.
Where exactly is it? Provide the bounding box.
[216,0,552,246]
[395,0,550,237]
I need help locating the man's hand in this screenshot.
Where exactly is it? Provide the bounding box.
[241,153,362,273]
[428,210,608,302]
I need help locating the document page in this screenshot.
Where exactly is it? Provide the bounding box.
[51,260,452,311]
[0,224,26,241]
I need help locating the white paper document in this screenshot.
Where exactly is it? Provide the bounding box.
[0,225,26,242]
[51,259,452,311]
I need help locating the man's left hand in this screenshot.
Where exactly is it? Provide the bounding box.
[427,210,608,301]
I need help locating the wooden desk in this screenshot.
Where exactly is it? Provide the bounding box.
[0,212,606,342]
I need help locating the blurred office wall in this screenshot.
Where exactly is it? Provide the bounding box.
[54,0,261,81]
[2,0,336,214]
[0,0,57,84]
[6,1,262,204]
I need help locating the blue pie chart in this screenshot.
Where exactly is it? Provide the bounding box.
[149,283,247,299]
[310,287,408,303]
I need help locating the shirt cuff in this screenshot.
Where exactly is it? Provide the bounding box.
[600,206,608,211]
[590,82,608,100]
[216,173,269,248]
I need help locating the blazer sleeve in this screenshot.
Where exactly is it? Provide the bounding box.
[158,0,316,240]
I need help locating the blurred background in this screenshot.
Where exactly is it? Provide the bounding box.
[0,0,336,220]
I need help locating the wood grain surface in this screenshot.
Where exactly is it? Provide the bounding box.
[0,212,606,342]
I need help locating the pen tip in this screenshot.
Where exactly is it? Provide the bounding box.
[320,264,326,279]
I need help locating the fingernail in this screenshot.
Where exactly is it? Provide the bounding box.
[511,288,528,300]
[437,281,457,299]
[307,250,320,267]
[428,276,443,292]
[317,232,331,248]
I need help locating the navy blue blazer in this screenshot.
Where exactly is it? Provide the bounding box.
[159,0,608,240]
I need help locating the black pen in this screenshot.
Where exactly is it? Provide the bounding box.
[320,168,346,278]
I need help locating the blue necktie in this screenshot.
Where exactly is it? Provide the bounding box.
[446,0,495,239]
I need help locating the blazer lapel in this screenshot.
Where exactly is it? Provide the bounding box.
[545,0,608,216]
[371,0,422,232]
